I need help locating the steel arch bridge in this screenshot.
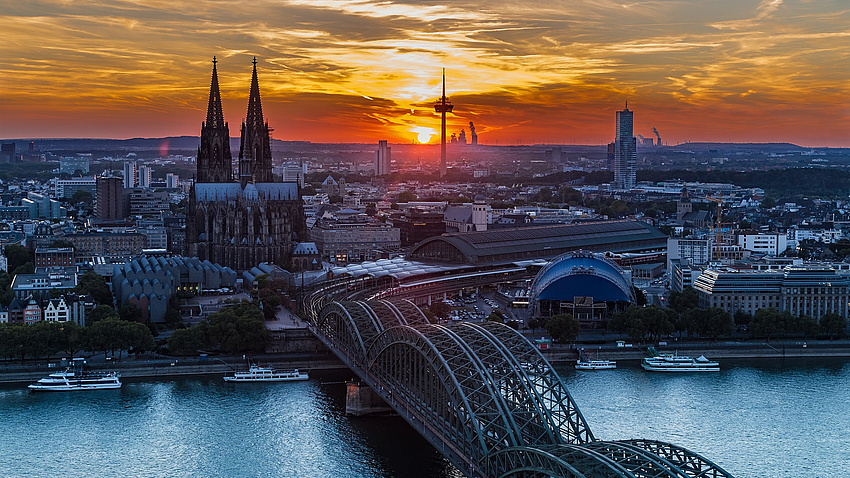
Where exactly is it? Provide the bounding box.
[308,297,735,478]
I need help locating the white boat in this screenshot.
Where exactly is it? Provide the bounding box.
[575,359,617,370]
[224,364,309,382]
[575,349,616,370]
[641,352,720,372]
[28,359,122,391]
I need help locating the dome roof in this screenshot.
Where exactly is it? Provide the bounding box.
[529,251,634,305]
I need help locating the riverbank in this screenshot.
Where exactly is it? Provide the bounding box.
[542,339,850,363]
[0,352,346,384]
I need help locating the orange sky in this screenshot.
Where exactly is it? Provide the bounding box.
[0,0,848,147]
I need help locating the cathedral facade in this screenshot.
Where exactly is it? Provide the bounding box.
[186,58,306,272]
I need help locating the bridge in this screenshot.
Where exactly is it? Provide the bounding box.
[304,279,735,478]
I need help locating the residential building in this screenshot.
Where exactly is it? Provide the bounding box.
[43,297,69,322]
[11,270,78,301]
[59,156,91,175]
[123,161,138,188]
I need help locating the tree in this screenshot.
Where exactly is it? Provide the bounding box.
[486,309,505,323]
[527,318,541,332]
[75,271,113,305]
[691,307,734,341]
[118,303,143,322]
[88,304,119,324]
[545,313,581,343]
[820,312,848,340]
[733,310,752,330]
[751,308,784,341]
[12,262,34,275]
[760,196,777,209]
[4,245,32,273]
[428,301,451,320]
[397,190,418,203]
[48,239,75,249]
[668,287,699,315]
[70,190,93,204]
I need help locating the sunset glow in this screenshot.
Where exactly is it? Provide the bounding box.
[0,1,848,146]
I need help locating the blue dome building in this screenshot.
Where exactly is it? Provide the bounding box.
[529,251,635,327]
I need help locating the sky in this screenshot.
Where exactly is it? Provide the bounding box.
[0,0,848,146]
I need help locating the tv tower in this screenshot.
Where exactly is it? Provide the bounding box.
[434,69,453,177]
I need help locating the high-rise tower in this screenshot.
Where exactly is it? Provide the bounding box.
[375,140,391,176]
[613,103,636,190]
[197,57,233,183]
[239,57,273,186]
[434,69,453,178]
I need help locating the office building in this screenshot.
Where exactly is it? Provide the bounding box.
[613,104,636,190]
[375,140,391,176]
[138,165,152,188]
[96,176,124,219]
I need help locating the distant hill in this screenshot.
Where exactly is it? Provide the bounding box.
[666,142,805,152]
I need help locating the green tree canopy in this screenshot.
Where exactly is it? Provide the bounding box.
[75,271,113,305]
[820,312,848,340]
[4,245,32,273]
[70,190,93,204]
[88,304,119,324]
[545,313,581,343]
[691,307,734,340]
[428,301,451,320]
[397,190,418,203]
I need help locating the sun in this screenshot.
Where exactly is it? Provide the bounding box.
[417,132,432,144]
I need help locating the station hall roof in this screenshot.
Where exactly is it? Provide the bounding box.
[408,220,667,265]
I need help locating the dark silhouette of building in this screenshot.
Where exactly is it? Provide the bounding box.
[186,58,306,272]
[0,143,15,163]
[95,176,124,219]
[390,209,446,246]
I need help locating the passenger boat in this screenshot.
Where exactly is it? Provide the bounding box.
[575,349,616,370]
[28,358,122,391]
[641,350,720,372]
[223,364,309,382]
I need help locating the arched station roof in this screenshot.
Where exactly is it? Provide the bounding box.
[407,220,667,265]
[530,251,635,305]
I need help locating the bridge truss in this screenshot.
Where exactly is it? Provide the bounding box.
[309,297,735,478]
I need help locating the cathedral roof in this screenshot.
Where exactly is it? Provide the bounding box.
[194,182,299,202]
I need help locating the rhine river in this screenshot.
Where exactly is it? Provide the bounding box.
[2,358,848,478]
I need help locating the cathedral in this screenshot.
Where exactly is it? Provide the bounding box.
[186,58,306,272]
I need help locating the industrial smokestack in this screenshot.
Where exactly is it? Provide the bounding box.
[652,127,661,146]
[469,122,478,145]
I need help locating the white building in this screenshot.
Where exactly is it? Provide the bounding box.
[166,173,179,189]
[43,297,69,322]
[667,237,712,266]
[138,165,152,188]
[737,232,788,256]
[123,161,138,189]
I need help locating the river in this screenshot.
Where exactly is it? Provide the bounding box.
[1,358,848,478]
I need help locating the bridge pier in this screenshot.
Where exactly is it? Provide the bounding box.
[345,381,396,417]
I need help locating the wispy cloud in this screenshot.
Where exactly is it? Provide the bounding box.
[0,0,847,146]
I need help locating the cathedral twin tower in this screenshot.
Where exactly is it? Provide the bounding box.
[187,58,306,272]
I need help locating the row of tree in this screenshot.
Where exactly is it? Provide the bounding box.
[0,319,154,361]
[168,301,270,355]
[609,287,848,341]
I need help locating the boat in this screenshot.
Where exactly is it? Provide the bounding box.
[28,358,122,391]
[641,348,720,372]
[223,364,309,382]
[575,349,616,370]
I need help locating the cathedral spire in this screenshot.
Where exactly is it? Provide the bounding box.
[206,56,225,129]
[197,56,233,183]
[245,56,264,131]
[239,57,273,184]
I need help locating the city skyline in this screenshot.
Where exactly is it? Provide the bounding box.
[1,0,848,146]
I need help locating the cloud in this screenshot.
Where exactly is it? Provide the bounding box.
[0,0,847,146]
